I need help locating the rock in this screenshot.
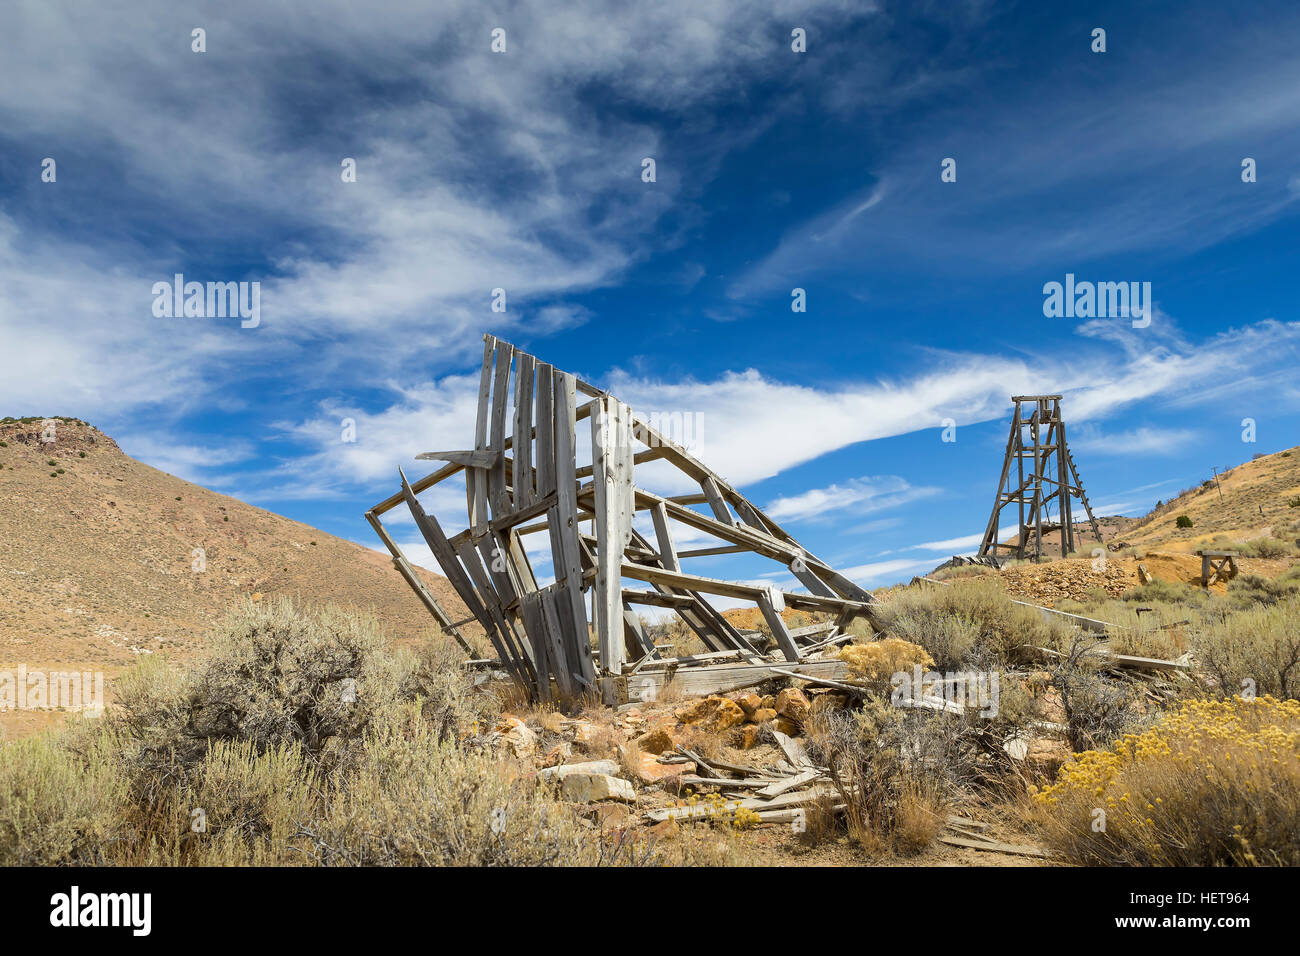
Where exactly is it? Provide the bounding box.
[538,759,620,782]
[494,715,537,757]
[540,743,572,767]
[589,802,631,830]
[736,693,762,716]
[571,720,610,751]
[775,688,811,722]
[730,724,761,750]
[675,696,745,733]
[540,711,566,734]
[748,707,777,724]
[635,724,678,755]
[646,818,678,840]
[630,751,696,786]
[560,772,636,803]
[774,716,801,737]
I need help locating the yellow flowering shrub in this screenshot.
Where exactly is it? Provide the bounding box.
[839,639,934,683]
[1031,696,1300,865]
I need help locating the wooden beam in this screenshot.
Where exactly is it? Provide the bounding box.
[591,396,636,691]
[547,369,595,686]
[757,588,801,662]
[513,350,536,509]
[488,340,514,518]
[619,561,872,614]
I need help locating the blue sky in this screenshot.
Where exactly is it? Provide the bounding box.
[3,1,1299,595]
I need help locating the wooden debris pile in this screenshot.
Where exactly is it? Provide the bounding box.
[367,334,882,704]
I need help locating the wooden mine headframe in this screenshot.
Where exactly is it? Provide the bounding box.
[366,335,882,705]
[976,395,1103,561]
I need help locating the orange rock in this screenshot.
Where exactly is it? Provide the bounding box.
[675,696,745,733]
[736,693,762,716]
[636,724,678,755]
[646,818,679,840]
[748,707,777,724]
[730,724,761,750]
[631,751,696,786]
[775,688,811,722]
[540,743,572,767]
[774,716,801,737]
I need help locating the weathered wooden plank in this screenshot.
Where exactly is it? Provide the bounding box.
[622,605,657,661]
[398,468,525,685]
[488,491,558,533]
[591,397,636,692]
[620,589,698,609]
[548,369,595,686]
[676,544,748,559]
[700,475,736,526]
[415,449,497,468]
[476,532,518,608]
[629,658,850,699]
[619,562,871,614]
[643,784,838,822]
[454,534,534,678]
[757,588,801,662]
[518,591,553,703]
[364,509,475,654]
[771,729,816,771]
[488,340,515,517]
[468,336,495,537]
[936,833,1050,859]
[534,361,556,499]
[790,559,838,598]
[513,350,536,509]
[539,585,578,697]
[755,769,822,799]
[650,501,680,573]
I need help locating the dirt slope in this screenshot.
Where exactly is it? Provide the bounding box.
[0,417,465,735]
[1116,445,1300,551]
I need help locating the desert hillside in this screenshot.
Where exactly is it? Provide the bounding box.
[0,417,466,734]
[1115,445,1300,550]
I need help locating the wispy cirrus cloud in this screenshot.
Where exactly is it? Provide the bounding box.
[764,476,939,524]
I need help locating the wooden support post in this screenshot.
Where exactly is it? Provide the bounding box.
[591,396,636,697]
[548,369,595,687]
[757,587,801,662]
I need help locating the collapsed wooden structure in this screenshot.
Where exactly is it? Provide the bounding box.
[367,335,882,704]
[977,395,1103,561]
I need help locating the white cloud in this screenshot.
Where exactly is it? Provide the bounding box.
[907,532,985,553]
[1070,426,1199,457]
[0,0,874,422]
[764,476,939,524]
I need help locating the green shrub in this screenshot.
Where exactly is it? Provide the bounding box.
[884,580,1074,669]
[1239,536,1296,558]
[1193,600,1300,700]
[1176,515,1194,528]
[0,601,739,867]
[0,728,124,865]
